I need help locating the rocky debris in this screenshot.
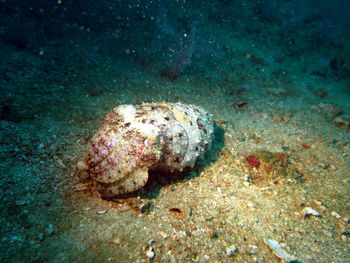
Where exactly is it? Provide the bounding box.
[331,211,341,219]
[264,239,297,262]
[96,210,107,215]
[145,248,155,260]
[145,240,156,260]
[302,207,321,217]
[333,115,350,130]
[225,244,238,257]
[248,245,259,255]
[243,150,304,186]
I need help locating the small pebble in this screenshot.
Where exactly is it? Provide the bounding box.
[341,217,349,223]
[248,245,258,255]
[112,238,121,244]
[247,202,255,208]
[96,210,107,215]
[203,255,210,260]
[331,211,341,219]
[237,222,245,227]
[264,239,297,262]
[313,200,322,206]
[159,231,169,239]
[302,207,320,217]
[45,224,54,237]
[329,164,337,171]
[225,244,237,256]
[146,248,155,259]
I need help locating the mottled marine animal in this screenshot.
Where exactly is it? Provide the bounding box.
[77,102,214,197]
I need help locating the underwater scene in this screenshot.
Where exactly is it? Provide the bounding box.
[1,0,349,262]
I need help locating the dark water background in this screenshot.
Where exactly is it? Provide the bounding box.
[1,0,349,86]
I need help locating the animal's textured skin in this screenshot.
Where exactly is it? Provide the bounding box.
[77,102,214,197]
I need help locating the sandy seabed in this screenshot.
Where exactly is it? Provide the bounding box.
[1,24,349,263]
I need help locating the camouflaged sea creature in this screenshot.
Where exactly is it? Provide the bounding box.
[77,102,214,197]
